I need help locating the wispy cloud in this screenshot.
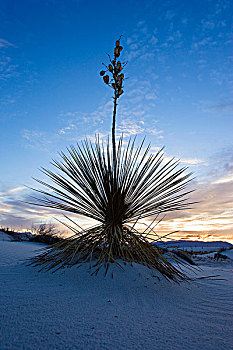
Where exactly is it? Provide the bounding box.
[207,146,233,179]
[0,200,12,213]
[0,187,26,196]
[0,38,18,81]
[145,178,233,242]
[212,174,233,185]
[0,38,15,48]
[59,123,76,135]
[203,101,233,113]
[0,55,19,81]
[22,129,53,151]
[192,36,216,50]
[117,118,145,137]
[180,158,204,165]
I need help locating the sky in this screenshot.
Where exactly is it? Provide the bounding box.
[0,0,232,243]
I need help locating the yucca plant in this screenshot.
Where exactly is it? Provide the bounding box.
[29,37,194,281]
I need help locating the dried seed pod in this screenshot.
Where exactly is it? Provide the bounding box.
[116,90,124,98]
[114,47,119,56]
[119,46,123,52]
[116,81,122,89]
[103,75,109,84]
[108,64,113,72]
[115,40,120,47]
[116,74,123,83]
[100,70,105,76]
[116,61,122,72]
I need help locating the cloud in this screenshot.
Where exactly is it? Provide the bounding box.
[0,38,18,82]
[192,36,215,50]
[145,92,158,100]
[201,19,215,31]
[116,117,163,139]
[207,146,233,180]
[117,118,144,136]
[0,187,26,196]
[0,200,12,213]
[137,144,233,242]
[0,184,96,231]
[204,101,233,113]
[141,178,233,243]
[180,158,204,165]
[22,129,53,151]
[212,174,233,185]
[0,56,19,81]
[58,100,113,138]
[79,131,109,144]
[163,179,233,221]
[165,10,176,21]
[59,123,76,135]
[56,74,162,144]
[125,22,159,62]
[0,38,15,49]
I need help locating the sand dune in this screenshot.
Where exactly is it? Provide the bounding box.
[0,232,232,350]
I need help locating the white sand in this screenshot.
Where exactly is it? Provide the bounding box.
[0,231,232,350]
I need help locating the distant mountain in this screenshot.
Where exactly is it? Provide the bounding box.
[155,240,233,248]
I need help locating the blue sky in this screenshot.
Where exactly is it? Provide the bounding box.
[0,0,232,242]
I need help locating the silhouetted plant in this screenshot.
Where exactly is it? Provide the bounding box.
[100,36,126,167]
[31,223,57,236]
[29,38,194,281]
[30,223,62,244]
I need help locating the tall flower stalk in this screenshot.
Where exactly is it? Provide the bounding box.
[100,36,126,169]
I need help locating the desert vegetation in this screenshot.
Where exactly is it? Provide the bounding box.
[28,38,194,281]
[30,223,62,244]
[0,224,61,244]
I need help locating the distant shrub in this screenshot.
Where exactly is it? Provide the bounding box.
[30,223,62,244]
